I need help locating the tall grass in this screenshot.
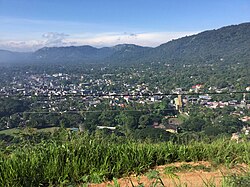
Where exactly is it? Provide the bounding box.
[0,133,249,186]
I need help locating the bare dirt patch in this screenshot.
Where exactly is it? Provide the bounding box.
[89,161,249,187]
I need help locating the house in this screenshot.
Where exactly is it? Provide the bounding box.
[164,118,182,133]
[241,126,250,135]
[152,122,165,129]
[199,95,211,100]
[240,116,250,122]
[96,126,116,130]
[151,95,161,102]
[172,88,183,94]
[191,84,204,92]
[165,124,178,133]
[231,133,240,143]
[68,127,79,132]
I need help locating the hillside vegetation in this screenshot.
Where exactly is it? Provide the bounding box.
[0,130,250,186]
[145,23,250,64]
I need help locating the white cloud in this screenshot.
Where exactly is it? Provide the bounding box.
[0,32,69,52]
[0,31,198,52]
[0,40,44,52]
[42,32,69,46]
[64,31,198,47]
[0,16,199,51]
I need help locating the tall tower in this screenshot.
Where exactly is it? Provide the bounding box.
[242,93,247,107]
[243,93,246,102]
[174,95,183,113]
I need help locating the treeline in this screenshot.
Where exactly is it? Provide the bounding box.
[0,96,248,144]
[181,105,246,137]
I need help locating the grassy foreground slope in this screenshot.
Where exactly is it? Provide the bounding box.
[0,133,250,186]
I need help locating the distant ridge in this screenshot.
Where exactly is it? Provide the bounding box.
[145,22,250,64]
[0,50,31,64]
[1,22,250,65]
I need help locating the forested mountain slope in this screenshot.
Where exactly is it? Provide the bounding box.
[0,22,250,65]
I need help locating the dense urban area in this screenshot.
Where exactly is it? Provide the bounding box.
[0,60,249,139]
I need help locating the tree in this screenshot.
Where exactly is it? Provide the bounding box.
[182,116,206,132]
[84,111,101,132]
[138,115,151,128]
[98,111,118,127]
[132,127,172,142]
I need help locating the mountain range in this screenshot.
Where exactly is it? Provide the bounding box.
[1,22,250,65]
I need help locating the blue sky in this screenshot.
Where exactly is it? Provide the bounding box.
[0,0,250,51]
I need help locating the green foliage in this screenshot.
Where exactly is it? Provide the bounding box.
[224,172,250,187]
[0,132,250,186]
[182,116,206,131]
[181,106,246,137]
[99,111,118,127]
[144,23,250,66]
[0,98,29,118]
[146,170,165,186]
[132,127,172,142]
[164,164,212,173]
[138,115,152,128]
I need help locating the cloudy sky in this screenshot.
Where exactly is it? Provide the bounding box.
[0,0,250,52]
